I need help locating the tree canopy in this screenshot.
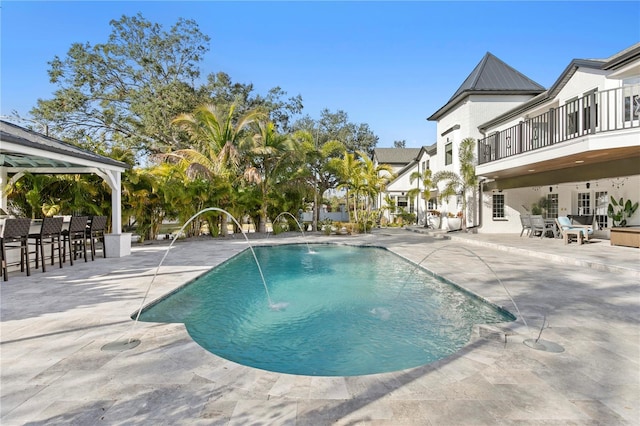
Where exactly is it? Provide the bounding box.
[10,13,389,240]
[31,14,305,161]
[292,109,379,156]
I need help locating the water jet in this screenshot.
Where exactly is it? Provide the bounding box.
[102,207,279,352]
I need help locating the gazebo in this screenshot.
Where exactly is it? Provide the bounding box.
[0,120,132,257]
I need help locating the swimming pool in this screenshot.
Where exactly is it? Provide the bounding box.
[138,244,514,376]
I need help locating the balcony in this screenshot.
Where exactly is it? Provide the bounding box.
[478,85,640,165]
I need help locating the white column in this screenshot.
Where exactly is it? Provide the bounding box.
[110,171,122,234]
[97,168,131,257]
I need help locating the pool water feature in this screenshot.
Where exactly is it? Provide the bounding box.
[138,244,514,376]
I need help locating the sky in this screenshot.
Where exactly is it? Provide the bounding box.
[1,1,639,148]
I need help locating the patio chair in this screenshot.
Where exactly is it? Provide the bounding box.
[86,216,107,261]
[62,216,89,265]
[529,215,555,238]
[1,218,31,281]
[519,214,531,237]
[29,216,64,272]
[556,216,593,245]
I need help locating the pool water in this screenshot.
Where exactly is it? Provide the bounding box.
[138,244,514,376]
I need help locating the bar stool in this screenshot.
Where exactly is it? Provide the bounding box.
[1,218,32,281]
[29,216,64,272]
[86,216,107,260]
[62,216,88,265]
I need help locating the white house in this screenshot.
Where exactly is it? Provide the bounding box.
[426,52,546,226]
[475,43,640,237]
[377,43,640,237]
[372,148,420,222]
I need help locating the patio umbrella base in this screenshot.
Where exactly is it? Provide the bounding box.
[523,338,564,353]
[101,339,141,352]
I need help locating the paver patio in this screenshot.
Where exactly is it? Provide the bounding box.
[1,228,638,425]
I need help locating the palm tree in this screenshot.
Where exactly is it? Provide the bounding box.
[121,168,164,241]
[243,120,295,232]
[329,151,362,222]
[358,152,394,227]
[433,137,478,231]
[407,169,433,226]
[167,103,265,235]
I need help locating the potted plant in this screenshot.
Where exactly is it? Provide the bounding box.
[608,196,639,227]
[446,211,462,231]
[427,210,441,229]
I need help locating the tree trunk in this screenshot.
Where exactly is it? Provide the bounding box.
[259,211,267,233]
[221,214,228,237]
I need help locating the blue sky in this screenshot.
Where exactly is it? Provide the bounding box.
[1,1,638,148]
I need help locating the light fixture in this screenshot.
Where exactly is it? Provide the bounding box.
[611,177,628,189]
[528,169,535,172]
[549,186,553,193]
[586,182,590,189]
[575,160,584,164]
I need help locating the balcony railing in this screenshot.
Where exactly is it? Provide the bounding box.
[478,84,640,165]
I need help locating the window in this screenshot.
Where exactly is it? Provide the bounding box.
[546,194,558,219]
[530,119,548,149]
[577,192,591,215]
[624,94,640,121]
[445,140,453,165]
[582,90,598,132]
[595,191,608,230]
[566,98,579,135]
[492,193,505,219]
[624,77,640,122]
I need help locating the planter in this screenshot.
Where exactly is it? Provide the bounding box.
[610,227,640,248]
[427,216,441,229]
[446,217,461,231]
[104,233,132,257]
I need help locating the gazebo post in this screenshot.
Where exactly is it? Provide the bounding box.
[103,169,131,258]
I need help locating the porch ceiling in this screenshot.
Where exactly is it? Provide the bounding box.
[482,146,640,190]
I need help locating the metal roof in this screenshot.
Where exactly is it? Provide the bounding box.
[1,120,130,171]
[449,52,545,100]
[373,148,421,164]
[428,53,545,121]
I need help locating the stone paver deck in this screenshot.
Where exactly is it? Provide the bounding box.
[1,228,639,425]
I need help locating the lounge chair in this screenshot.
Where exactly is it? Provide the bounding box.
[556,216,593,245]
[529,215,555,238]
[519,214,531,237]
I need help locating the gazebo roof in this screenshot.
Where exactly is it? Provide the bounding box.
[0,120,129,171]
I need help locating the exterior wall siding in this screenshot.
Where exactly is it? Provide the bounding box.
[434,95,537,219]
